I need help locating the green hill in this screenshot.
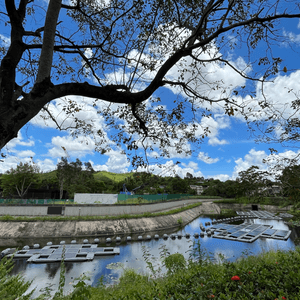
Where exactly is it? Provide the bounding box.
[39,170,57,181]
[93,171,133,182]
[38,170,133,184]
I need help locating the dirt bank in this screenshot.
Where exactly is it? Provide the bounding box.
[0,202,220,246]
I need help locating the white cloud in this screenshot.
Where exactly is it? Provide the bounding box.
[18,150,36,158]
[0,34,10,47]
[103,150,130,173]
[31,96,107,132]
[5,132,35,149]
[182,161,198,170]
[92,150,130,173]
[232,148,267,179]
[0,155,37,173]
[36,158,57,172]
[84,48,93,59]
[0,132,37,172]
[213,174,230,181]
[193,115,230,146]
[166,43,248,108]
[208,137,228,146]
[197,152,219,164]
[136,160,204,178]
[234,70,300,125]
[283,29,300,44]
[47,135,96,158]
[148,151,160,158]
[220,148,300,182]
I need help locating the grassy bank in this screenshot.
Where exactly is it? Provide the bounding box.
[4,245,300,299]
[80,248,300,300]
[0,202,202,222]
[115,195,220,205]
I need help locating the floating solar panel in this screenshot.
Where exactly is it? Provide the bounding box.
[279,213,293,219]
[236,211,282,220]
[11,244,120,263]
[208,221,291,243]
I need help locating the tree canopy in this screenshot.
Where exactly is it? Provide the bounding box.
[1,0,300,167]
[0,161,39,198]
[56,157,104,198]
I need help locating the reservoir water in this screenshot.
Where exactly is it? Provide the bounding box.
[7,216,299,298]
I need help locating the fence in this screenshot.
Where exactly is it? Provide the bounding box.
[117,194,192,202]
[0,199,74,205]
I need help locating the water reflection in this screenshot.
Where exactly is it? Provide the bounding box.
[9,216,298,298]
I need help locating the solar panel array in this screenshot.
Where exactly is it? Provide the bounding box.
[208,223,291,243]
[12,244,120,263]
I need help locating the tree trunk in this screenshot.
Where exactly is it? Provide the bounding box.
[36,0,62,83]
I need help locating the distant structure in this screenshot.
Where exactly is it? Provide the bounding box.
[189,185,204,195]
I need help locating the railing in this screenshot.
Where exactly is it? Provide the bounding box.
[0,199,74,205]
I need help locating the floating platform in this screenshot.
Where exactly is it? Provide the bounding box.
[6,244,120,263]
[236,210,283,220]
[208,223,291,243]
[279,212,294,219]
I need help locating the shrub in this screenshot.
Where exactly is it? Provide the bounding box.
[0,256,33,300]
[164,253,186,274]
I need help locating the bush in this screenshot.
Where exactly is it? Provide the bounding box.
[0,256,33,300]
[164,253,186,274]
[82,248,300,300]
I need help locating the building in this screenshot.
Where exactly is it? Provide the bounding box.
[189,185,204,195]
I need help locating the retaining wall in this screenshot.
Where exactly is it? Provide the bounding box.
[0,198,206,216]
[0,202,219,245]
[216,202,293,213]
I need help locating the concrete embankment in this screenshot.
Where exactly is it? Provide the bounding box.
[216,202,293,213]
[0,202,220,246]
[0,198,207,216]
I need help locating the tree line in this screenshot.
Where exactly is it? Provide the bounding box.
[0,158,105,199]
[0,159,300,203]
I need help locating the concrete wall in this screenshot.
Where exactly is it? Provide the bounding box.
[0,198,204,216]
[74,193,118,204]
[216,202,293,213]
[64,199,200,216]
[0,206,48,216]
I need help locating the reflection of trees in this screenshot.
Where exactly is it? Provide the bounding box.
[64,262,74,273]
[9,259,27,275]
[44,263,60,279]
[44,262,74,279]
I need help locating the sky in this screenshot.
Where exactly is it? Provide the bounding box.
[1,1,300,181]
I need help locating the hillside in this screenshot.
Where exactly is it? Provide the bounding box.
[93,171,133,182]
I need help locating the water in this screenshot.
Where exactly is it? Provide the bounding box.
[8,216,299,297]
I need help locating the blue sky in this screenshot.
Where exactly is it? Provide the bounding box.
[1,1,300,181]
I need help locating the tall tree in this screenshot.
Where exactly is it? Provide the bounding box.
[0,162,40,198]
[1,1,300,166]
[279,164,300,207]
[236,165,270,202]
[56,157,102,198]
[56,157,72,199]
